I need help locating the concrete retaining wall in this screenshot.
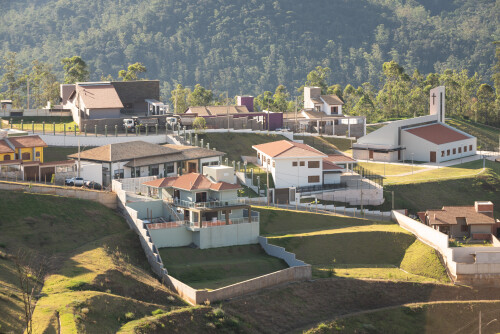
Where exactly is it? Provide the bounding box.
[149,227,193,248]
[38,134,172,147]
[0,180,117,209]
[259,236,308,267]
[198,222,259,249]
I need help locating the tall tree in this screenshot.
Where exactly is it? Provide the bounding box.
[254,91,274,112]
[377,61,410,118]
[170,84,190,114]
[118,62,147,81]
[0,52,23,107]
[29,60,59,108]
[61,56,89,84]
[272,84,290,112]
[187,84,213,106]
[304,66,331,94]
[476,84,495,125]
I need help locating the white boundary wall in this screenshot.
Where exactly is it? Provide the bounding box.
[112,179,312,304]
[392,211,500,285]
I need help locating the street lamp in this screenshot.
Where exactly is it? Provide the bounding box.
[411,153,414,174]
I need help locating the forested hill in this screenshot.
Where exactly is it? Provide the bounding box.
[0,0,498,97]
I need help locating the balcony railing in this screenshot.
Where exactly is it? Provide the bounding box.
[165,197,247,209]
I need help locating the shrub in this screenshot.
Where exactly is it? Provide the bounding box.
[124,312,135,320]
[151,309,165,316]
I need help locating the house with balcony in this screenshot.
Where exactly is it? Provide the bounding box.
[282,87,366,137]
[138,165,259,249]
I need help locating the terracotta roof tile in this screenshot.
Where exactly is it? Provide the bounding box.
[7,135,47,148]
[143,176,177,188]
[323,159,343,170]
[0,159,22,165]
[252,140,326,158]
[0,140,14,154]
[426,206,495,226]
[324,154,356,163]
[143,173,240,191]
[187,105,249,116]
[404,123,471,145]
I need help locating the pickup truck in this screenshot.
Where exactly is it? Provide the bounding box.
[123,117,158,131]
[65,177,84,186]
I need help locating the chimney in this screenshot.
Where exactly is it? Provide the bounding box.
[304,87,321,110]
[237,96,254,112]
[475,201,494,217]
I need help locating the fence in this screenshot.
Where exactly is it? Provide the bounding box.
[112,179,313,304]
[0,180,117,208]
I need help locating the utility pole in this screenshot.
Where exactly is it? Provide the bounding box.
[266,163,270,207]
[227,91,230,133]
[392,191,394,210]
[479,310,481,334]
[295,96,297,132]
[77,139,81,178]
[27,79,30,110]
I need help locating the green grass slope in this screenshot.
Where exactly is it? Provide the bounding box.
[447,118,500,151]
[257,207,449,283]
[159,245,288,290]
[306,301,500,334]
[380,160,500,216]
[198,132,287,162]
[0,190,189,333]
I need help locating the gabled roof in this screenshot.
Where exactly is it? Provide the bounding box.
[162,144,224,159]
[74,84,124,109]
[426,206,495,226]
[302,109,344,119]
[187,105,249,116]
[143,173,240,191]
[404,123,471,145]
[7,135,47,148]
[69,141,179,162]
[323,159,343,171]
[320,95,344,105]
[324,154,356,163]
[61,84,76,105]
[0,140,14,154]
[252,140,326,158]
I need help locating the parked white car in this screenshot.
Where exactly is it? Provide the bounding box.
[65,177,84,186]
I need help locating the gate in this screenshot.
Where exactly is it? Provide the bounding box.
[24,166,39,181]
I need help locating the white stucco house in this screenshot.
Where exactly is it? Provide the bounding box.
[251,140,355,189]
[352,86,477,163]
[69,141,224,187]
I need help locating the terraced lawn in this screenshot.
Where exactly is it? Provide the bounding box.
[358,161,426,176]
[159,245,288,289]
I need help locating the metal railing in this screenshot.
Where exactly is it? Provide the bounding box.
[165,197,247,209]
[296,182,347,194]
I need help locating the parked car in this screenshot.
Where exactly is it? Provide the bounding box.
[65,177,84,186]
[83,181,102,190]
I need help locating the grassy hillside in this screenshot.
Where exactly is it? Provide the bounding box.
[380,160,500,216]
[257,207,449,283]
[447,118,500,152]
[305,301,500,334]
[293,135,353,154]
[198,132,286,162]
[0,190,197,333]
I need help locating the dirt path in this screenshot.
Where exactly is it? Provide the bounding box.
[224,278,500,334]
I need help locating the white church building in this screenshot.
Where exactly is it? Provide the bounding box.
[352,86,477,163]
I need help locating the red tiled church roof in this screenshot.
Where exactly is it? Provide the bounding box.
[404,124,470,145]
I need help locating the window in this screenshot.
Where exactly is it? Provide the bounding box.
[458,147,462,153]
[292,161,297,167]
[165,163,175,174]
[453,148,456,154]
[257,153,260,159]
[315,105,321,112]
[308,161,320,168]
[447,150,450,156]
[131,167,141,178]
[300,161,305,167]
[150,165,160,176]
[469,145,472,151]
[210,161,219,166]
[4,155,10,161]
[267,158,270,165]
[331,106,338,114]
[272,161,275,167]
[56,165,73,173]
[308,175,320,183]
[21,152,30,160]
[36,151,40,157]
[464,146,467,152]
[441,151,445,157]
[113,169,124,179]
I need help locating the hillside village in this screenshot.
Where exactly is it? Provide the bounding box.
[0,73,499,333]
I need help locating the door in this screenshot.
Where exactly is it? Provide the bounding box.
[430,151,436,163]
[398,150,401,161]
[24,166,39,181]
[369,150,374,160]
[188,162,197,173]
